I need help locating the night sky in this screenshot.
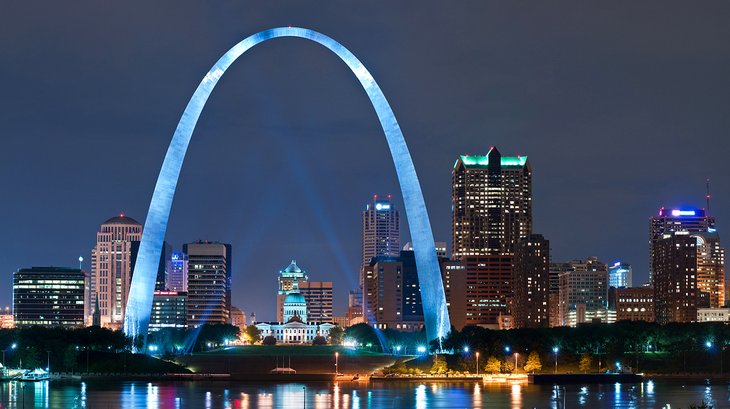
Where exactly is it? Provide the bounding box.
[1,2,729,321]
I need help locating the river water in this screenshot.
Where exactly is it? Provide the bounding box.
[1,379,727,408]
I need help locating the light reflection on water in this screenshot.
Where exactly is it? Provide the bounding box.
[0,379,728,408]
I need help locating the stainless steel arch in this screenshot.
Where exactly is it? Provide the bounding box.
[123,27,450,347]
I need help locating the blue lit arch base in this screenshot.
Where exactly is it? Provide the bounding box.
[123,27,450,348]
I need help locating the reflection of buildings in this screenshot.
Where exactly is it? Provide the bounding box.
[256,286,336,344]
[13,267,86,328]
[149,291,187,331]
[90,215,142,328]
[184,241,232,328]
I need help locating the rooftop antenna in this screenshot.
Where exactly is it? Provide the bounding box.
[706,178,711,214]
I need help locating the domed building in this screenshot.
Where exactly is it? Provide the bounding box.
[256,261,336,344]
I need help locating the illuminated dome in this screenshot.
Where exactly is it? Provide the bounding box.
[284,292,306,305]
[103,214,141,225]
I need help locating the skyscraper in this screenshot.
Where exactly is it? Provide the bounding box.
[183,241,232,328]
[13,267,86,328]
[556,258,610,326]
[90,214,142,328]
[299,281,333,322]
[131,241,171,292]
[276,260,308,322]
[649,207,715,279]
[608,262,633,288]
[653,232,698,324]
[452,147,531,258]
[692,231,725,308]
[512,234,550,328]
[362,250,424,331]
[361,195,400,269]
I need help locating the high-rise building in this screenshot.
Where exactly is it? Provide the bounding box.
[149,291,187,332]
[299,281,333,323]
[556,258,609,326]
[512,234,550,328]
[608,262,632,288]
[440,259,468,330]
[362,195,400,269]
[347,289,364,325]
[362,251,424,331]
[167,251,189,292]
[649,207,715,279]
[692,231,725,308]
[13,267,86,328]
[450,255,513,327]
[452,147,531,258]
[653,232,698,324]
[90,214,142,328]
[183,241,232,328]
[276,260,308,322]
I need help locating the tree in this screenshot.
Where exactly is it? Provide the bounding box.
[262,336,277,346]
[312,336,328,345]
[485,356,502,374]
[63,346,78,373]
[329,327,344,345]
[579,354,592,373]
[501,359,515,374]
[430,354,448,375]
[523,351,542,373]
[383,358,408,375]
[245,325,261,344]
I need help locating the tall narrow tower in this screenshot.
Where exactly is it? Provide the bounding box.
[361,195,400,269]
[90,214,142,328]
[452,147,531,258]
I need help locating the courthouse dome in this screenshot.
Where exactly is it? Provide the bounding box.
[103,214,141,225]
[284,292,306,305]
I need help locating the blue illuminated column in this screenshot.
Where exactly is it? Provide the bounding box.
[123,27,451,348]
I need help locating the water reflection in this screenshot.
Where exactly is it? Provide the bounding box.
[0,379,723,408]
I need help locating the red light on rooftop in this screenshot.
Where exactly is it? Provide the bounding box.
[120,213,124,218]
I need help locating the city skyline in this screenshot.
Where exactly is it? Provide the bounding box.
[2,2,730,321]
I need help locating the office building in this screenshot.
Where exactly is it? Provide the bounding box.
[697,308,730,322]
[276,260,308,322]
[452,147,531,258]
[149,291,187,332]
[440,259,468,330]
[299,281,333,323]
[168,251,189,292]
[13,267,86,328]
[512,234,550,328]
[362,195,401,269]
[347,289,364,325]
[184,241,232,328]
[90,214,142,328]
[693,231,725,308]
[230,306,247,329]
[613,286,654,322]
[556,258,609,326]
[363,250,424,331]
[131,241,171,292]
[608,262,632,288]
[653,232,697,324]
[649,207,715,279]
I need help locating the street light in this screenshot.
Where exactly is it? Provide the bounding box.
[463,346,469,353]
[417,346,426,354]
[553,347,559,374]
[335,351,339,375]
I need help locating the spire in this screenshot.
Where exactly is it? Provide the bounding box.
[706,178,711,215]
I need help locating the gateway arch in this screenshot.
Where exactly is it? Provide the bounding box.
[124,27,450,347]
